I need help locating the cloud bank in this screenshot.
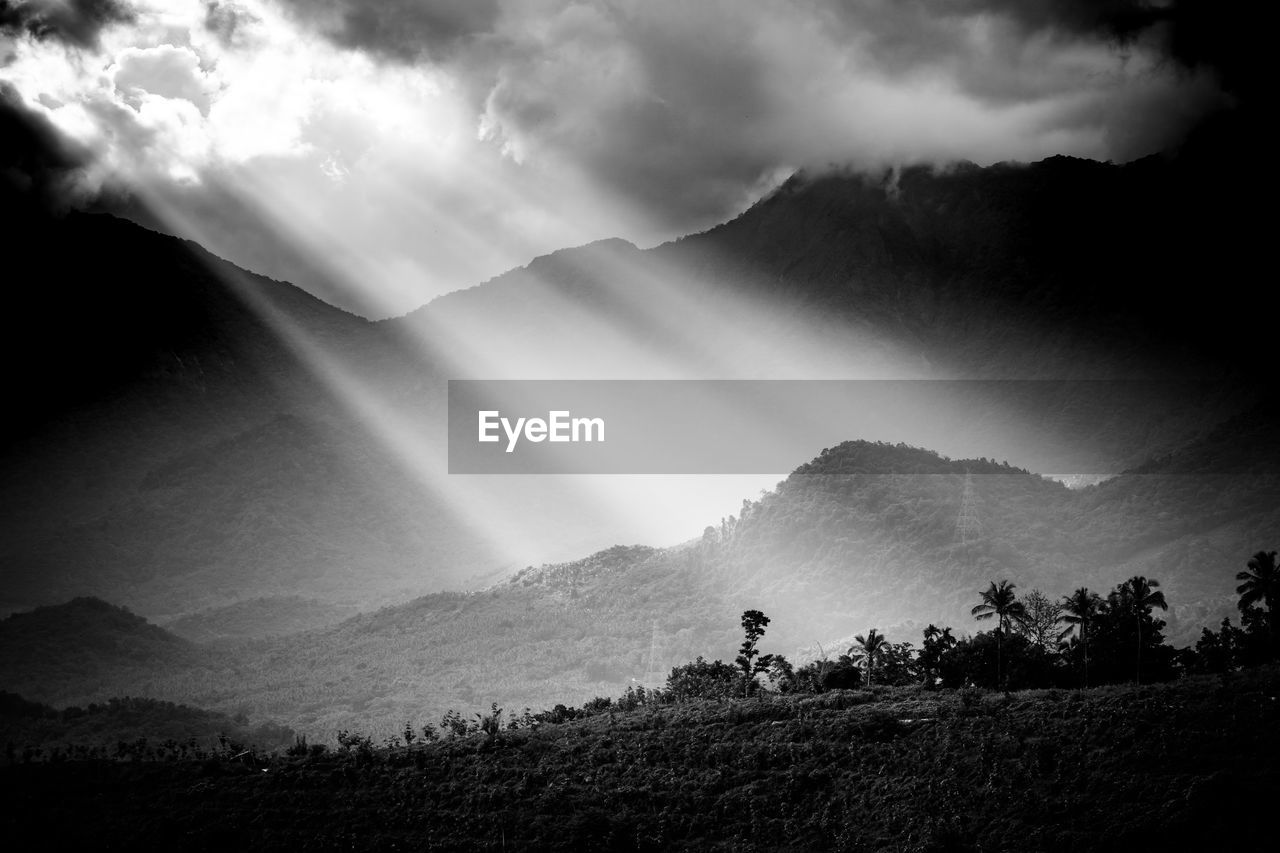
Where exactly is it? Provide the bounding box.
[0,0,1244,315]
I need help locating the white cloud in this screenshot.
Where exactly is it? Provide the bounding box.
[111,44,213,112]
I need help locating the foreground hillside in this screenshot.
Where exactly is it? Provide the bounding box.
[2,669,1276,852]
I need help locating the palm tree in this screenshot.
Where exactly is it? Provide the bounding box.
[1237,550,1279,652]
[849,629,887,687]
[1059,588,1102,688]
[920,624,956,687]
[971,580,1026,688]
[1118,576,1167,684]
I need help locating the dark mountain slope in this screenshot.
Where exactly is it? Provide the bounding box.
[403,132,1268,383]
[2,208,371,441]
[0,598,205,703]
[3,96,491,617]
[653,149,1264,379]
[1,108,506,616]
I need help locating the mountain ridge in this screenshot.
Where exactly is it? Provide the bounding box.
[2,423,1274,733]
[1,101,1269,624]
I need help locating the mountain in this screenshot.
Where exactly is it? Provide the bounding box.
[403,142,1267,382]
[0,201,513,617]
[162,596,360,643]
[0,691,295,756]
[3,419,1274,735]
[0,90,1269,627]
[0,597,206,704]
[710,432,1279,646]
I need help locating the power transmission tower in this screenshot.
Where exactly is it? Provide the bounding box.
[955,472,983,545]
[644,620,662,687]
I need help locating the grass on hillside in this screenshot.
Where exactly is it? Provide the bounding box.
[2,667,1277,851]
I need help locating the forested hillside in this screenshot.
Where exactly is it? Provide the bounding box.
[3,426,1274,736]
[163,597,359,643]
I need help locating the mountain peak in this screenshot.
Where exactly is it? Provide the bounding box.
[791,440,1033,478]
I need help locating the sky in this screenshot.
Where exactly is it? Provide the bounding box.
[0,0,1236,318]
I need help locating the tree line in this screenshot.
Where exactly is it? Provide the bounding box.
[399,549,1280,741]
[398,548,1279,739]
[6,551,1276,762]
[655,549,1280,700]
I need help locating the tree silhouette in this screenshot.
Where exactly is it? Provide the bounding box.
[735,610,776,696]
[848,629,887,687]
[1059,588,1102,688]
[1115,576,1167,684]
[919,624,956,687]
[971,580,1025,688]
[1016,589,1062,652]
[1237,550,1279,654]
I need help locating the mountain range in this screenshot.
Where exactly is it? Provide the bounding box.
[1,108,1268,625]
[1,99,1275,737]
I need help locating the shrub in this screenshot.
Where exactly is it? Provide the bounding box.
[665,657,741,702]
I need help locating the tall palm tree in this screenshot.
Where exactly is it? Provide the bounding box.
[849,629,887,687]
[1237,550,1279,652]
[1059,588,1102,688]
[1119,576,1167,684]
[971,580,1025,688]
[920,624,956,687]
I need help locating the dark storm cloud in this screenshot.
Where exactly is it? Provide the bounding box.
[275,0,501,61]
[1161,0,1263,101]
[960,0,1258,97]
[814,0,1257,102]
[261,1,1244,239]
[271,2,1239,91]
[0,82,91,211]
[0,0,134,49]
[946,0,1166,40]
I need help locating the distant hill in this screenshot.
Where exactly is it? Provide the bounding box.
[0,598,205,705]
[0,691,294,756]
[710,434,1279,646]
[163,596,359,643]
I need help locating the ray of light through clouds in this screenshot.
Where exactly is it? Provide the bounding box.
[0,0,1236,576]
[1,0,1227,317]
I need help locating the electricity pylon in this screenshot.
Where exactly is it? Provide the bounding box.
[955,472,982,545]
[643,620,662,687]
